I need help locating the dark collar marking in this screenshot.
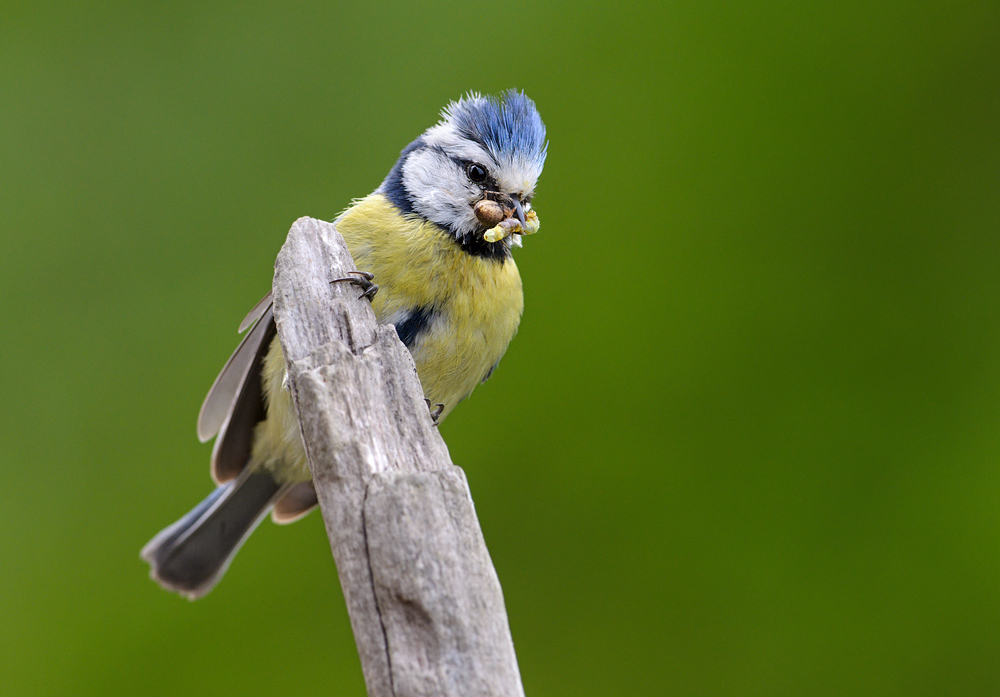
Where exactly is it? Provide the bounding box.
[380,137,424,215]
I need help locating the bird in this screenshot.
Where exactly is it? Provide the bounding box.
[141,90,547,599]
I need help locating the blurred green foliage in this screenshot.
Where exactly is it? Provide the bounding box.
[2,1,1000,695]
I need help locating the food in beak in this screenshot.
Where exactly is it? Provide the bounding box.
[474,195,540,243]
[474,199,507,227]
[483,208,539,243]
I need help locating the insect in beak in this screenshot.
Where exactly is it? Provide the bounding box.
[473,192,539,243]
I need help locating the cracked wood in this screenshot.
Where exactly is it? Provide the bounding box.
[271,217,525,697]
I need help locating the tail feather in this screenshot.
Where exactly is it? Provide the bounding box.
[141,468,285,599]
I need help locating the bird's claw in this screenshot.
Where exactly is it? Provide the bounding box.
[331,271,378,301]
[424,398,445,425]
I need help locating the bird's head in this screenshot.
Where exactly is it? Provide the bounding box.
[379,90,547,258]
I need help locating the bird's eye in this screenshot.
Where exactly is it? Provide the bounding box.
[466,163,487,183]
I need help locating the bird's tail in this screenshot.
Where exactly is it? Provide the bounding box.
[141,467,285,599]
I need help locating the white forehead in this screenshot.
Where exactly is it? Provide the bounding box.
[422,121,543,196]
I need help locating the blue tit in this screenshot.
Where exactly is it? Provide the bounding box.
[141,90,547,599]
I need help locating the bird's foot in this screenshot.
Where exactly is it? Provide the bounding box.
[424,398,445,425]
[330,271,378,301]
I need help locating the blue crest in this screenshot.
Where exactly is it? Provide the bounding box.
[443,90,548,168]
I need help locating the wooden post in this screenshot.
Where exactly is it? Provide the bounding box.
[271,217,525,697]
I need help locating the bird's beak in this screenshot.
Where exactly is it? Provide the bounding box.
[510,195,527,228]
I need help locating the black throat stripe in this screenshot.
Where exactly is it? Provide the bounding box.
[452,231,510,262]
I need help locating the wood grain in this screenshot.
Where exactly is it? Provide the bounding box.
[272,217,525,697]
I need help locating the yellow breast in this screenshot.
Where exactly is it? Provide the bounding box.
[255,194,524,483]
[337,194,524,418]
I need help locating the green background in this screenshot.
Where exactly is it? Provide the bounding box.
[3,1,999,695]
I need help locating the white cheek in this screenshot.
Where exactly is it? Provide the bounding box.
[402,149,479,234]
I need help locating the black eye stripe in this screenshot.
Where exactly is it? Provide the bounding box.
[423,146,498,189]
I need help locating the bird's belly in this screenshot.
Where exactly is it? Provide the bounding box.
[340,202,525,418]
[406,304,518,419]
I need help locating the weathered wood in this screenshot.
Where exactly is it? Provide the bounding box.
[272,217,525,697]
